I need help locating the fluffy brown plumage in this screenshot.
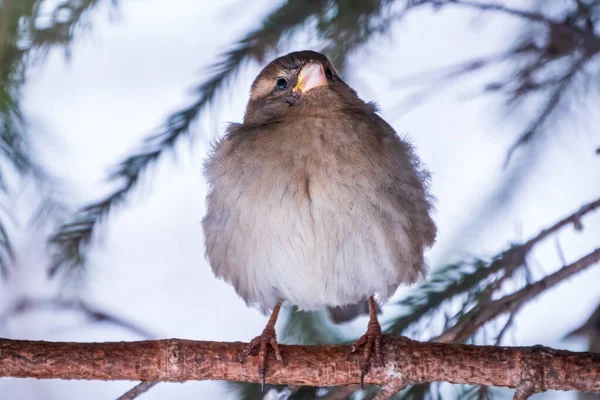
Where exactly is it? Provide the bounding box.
[202,50,436,386]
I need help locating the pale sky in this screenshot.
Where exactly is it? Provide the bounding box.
[1,1,599,399]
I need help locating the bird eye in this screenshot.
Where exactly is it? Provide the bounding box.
[325,66,333,79]
[275,78,289,90]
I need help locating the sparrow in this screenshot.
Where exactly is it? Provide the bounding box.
[202,50,436,388]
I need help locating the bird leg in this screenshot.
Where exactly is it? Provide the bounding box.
[346,296,385,389]
[240,302,283,390]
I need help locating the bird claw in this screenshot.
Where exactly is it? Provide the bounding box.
[360,370,365,390]
[240,326,283,392]
[347,322,385,388]
[345,334,367,360]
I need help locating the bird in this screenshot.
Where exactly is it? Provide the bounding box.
[202,50,436,389]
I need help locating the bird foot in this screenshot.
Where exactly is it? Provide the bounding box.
[240,325,283,391]
[346,320,385,389]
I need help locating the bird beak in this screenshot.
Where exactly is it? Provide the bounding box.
[293,63,328,93]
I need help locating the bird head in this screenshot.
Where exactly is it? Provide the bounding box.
[243,50,362,125]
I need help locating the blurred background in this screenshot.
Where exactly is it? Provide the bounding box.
[0,0,599,399]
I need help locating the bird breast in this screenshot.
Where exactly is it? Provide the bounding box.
[202,115,424,313]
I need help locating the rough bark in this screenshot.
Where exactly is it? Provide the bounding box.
[1,337,599,396]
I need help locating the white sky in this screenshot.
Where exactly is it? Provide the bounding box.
[1,1,599,399]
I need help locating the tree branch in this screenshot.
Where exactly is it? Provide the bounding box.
[116,381,157,400]
[0,297,154,338]
[454,0,600,49]
[521,196,600,248]
[373,378,407,400]
[433,247,600,343]
[388,195,600,336]
[1,337,599,396]
[513,380,535,400]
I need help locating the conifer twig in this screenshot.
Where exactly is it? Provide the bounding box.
[433,247,600,343]
[116,381,157,400]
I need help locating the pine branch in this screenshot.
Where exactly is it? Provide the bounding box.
[0,297,154,338]
[1,337,599,398]
[381,196,600,398]
[1,0,40,175]
[433,247,600,343]
[317,0,398,70]
[0,0,108,276]
[280,307,345,346]
[116,381,157,400]
[459,385,493,400]
[452,1,562,23]
[454,1,600,164]
[1,0,111,175]
[503,55,587,166]
[373,378,407,400]
[390,0,600,196]
[0,1,36,276]
[27,0,116,51]
[513,380,535,400]
[0,209,14,277]
[387,196,600,336]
